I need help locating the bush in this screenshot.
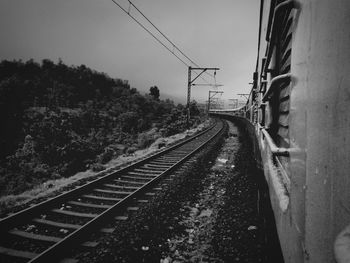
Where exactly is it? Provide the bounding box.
[0,59,199,197]
[109,144,126,156]
[137,132,156,149]
[126,146,138,155]
[90,163,105,172]
[98,146,115,164]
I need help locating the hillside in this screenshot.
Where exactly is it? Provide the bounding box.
[0,59,202,196]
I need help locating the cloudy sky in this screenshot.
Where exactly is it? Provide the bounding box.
[0,0,260,105]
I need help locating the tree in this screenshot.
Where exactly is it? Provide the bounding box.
[0,76,25,158]
[149,86,160,100]
[0,59,190,195]
[189,100,200,116]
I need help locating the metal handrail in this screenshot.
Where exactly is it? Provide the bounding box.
[260,126,302,156]
[261,128,290,156]
[258,125,290,212]
[262,73,292,102]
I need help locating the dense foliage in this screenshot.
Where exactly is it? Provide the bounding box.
[0,59,202,196]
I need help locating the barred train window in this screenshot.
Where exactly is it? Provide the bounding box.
[270,2,293,149]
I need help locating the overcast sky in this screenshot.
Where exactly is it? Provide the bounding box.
[0,0,260,105]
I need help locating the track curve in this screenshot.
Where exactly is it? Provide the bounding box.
[0,120,226,263]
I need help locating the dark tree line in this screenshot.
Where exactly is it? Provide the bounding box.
[0,59,201,195]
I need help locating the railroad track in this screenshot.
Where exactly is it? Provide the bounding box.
[0,120,226,263]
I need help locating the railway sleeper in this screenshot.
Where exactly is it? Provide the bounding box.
[59,203,108,215]
[159,155,184,158]
[149,160,174,168]
[127,171,159,177]
[155,159,180,163]
[103,183,139,191]
[121,175,153,182]
[81,194,121,202]
[170,150,194,154]
[165,160,186,164]
[137,199,148,203]
[93,188,132,195]
[165,149,191,153]
[32,218,82,230]
[132,168,163,174]
[150,159,178,164]
[113,179,144,186]
[51,208,98,218]
[8,229,62,243]
[158,154,184,158]
[100,227,115,234]
[142,164,170,170]
[127,206,139,212]
[67,200,112,209]
[0,246,38,260]
[115,215,128,221]
[81,241,99,248]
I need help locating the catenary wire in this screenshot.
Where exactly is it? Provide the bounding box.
[126,0,214,79]
[111,0,190,67]
[111,0,214,84]
[128,1,201,69]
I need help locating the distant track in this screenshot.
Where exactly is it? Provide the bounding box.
[0,120,226,263]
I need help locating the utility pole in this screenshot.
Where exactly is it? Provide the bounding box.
[207,90,224,115]
[187,67,220,127]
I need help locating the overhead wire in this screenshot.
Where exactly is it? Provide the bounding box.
[127,1,199,67]
[111,0,190,67]
[111,0,215,84]
[126,0,213,79]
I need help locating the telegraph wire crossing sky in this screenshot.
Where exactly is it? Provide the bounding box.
[110,0,216,87]
[0,0,260,104]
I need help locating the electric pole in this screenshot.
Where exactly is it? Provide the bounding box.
[208,90,224,115]
[187,67,220,127]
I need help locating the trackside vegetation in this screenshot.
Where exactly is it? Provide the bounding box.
[0,59,202,196]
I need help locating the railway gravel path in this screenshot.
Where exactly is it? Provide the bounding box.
[70,119,281,262]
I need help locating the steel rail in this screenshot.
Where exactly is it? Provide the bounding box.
[27,120,225,263]
[0,120,226,263]
[0,123,215,230]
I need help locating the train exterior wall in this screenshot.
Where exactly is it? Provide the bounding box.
[257,1,350,262]
[212,0,350,262]
[293,1,350,262]
[258,1,350,262]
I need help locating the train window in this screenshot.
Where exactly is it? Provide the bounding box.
[270,2,293,149]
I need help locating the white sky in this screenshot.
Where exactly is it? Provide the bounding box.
[0,0,260,104]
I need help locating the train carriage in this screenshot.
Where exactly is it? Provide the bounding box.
[212,1,350,262]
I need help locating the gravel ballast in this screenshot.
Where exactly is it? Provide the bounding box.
[72,119,283,262]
